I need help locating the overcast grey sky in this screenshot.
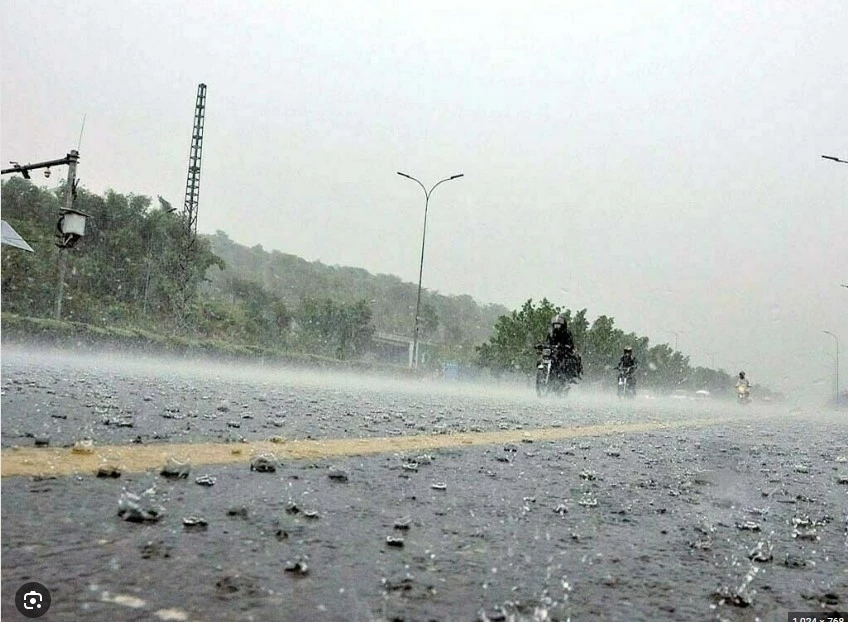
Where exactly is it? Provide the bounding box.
[2,1,845,399]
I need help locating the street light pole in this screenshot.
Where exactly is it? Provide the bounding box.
[823,330,840,407]
[664,330,680,351]
[397,171,464,368]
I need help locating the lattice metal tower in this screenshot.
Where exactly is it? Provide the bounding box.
[182,83,207,242]
[173,83,207,327]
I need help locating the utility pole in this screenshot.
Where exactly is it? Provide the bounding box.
[664,330,680,351]
[1,149,82,320]
[824,330,840,407]
[55,151,80,319]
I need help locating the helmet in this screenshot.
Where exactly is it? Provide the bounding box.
[739,371,745,378]
[624,346,633,353]
[551,314,566,327]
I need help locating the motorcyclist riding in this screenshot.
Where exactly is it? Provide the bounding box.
[546,314,580,380]
[736,371,751,403]
[617,346,638,393]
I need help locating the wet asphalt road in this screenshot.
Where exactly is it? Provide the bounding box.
[1,347,847,622]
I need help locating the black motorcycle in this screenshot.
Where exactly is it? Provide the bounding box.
[535,344,581,397]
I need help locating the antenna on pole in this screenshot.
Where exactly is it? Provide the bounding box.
[77,114,87,151]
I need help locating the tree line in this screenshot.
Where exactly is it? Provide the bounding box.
[476,298,780,399]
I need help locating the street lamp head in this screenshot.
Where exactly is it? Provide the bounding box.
[397,171,412,179]
[449,174,464,180]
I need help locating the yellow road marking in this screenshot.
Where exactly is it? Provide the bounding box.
[1,417,736,478]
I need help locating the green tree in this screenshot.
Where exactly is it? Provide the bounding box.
[0,180,224,333]
[1,178,62,316]
[476,298,561,374]
[581,315,624,379]
[296,297,374,359]
[418,301,439,339]
[219,276,292,345]
[336,299,374,359]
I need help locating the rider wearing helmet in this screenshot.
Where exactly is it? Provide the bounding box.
[547,314,574,350]
[617,346,638,385]
[546,313,579,378]
[736,371,750,389]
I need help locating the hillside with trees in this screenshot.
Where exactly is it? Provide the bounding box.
[201,230,508,360]
[1,178,505,363]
